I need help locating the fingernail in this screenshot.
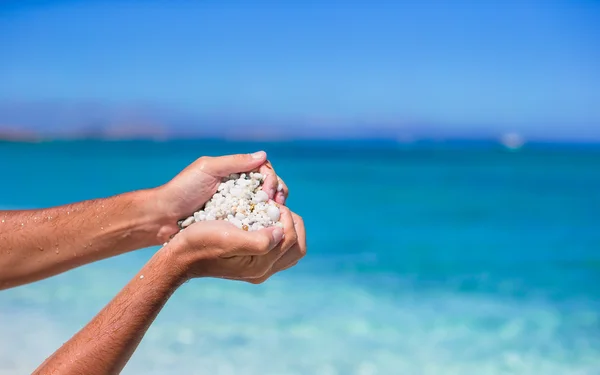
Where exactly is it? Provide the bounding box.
[251,151,266,160]
[272,228,284,244]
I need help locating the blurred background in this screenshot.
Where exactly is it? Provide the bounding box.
[1,1,599,374]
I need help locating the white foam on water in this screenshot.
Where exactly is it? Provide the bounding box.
[1,272,599,375]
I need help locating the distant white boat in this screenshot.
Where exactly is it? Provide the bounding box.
[500,132,525,150]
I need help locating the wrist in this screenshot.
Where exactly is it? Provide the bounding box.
[134,188,179,245]
[148,243,189,290]
[155,237,192,283]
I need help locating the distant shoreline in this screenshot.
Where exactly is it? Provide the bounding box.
[2,137,600,151]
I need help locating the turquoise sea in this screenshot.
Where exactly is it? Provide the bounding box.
[1,140,599,375]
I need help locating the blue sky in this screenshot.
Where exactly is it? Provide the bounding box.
[0,0,599,138]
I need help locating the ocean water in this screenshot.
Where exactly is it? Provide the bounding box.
[0,140,599,375]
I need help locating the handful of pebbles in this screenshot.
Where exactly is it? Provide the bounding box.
[178,172,283,232]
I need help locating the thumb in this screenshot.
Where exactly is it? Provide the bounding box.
[229,226,284,256]
[261,226,285,251]
[204,151,267,177]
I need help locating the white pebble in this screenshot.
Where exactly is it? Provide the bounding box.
[194,211,206,222]
[267,206,280,221]
[182,216,194,228]
[178,169,283,231]
[230,187,243,197]
[254,190,269,203]
[229,218,243,229]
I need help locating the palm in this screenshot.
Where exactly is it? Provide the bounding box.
[162,155,282,222]
[167,168,221,219]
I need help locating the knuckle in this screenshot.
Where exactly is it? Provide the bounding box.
[282,261,299,271]
[242,268,258,278]
[287,230,298,245]
[252,235,272,254]
[247,276,267,285]
[245,265,269,279]
[255,261,272,278]
[196,156,211,171]
[239,261,259,278]
[292,213,304,227]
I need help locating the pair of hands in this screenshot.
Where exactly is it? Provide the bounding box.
[153,151,306,284]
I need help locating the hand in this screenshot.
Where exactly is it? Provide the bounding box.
[242,211,306,283]
[152,151,289,242]
[165,205,306,283]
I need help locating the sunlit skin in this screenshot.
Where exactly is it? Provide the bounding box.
[32,206,306,375]
[0,151,289,290]
[0,152,305,375]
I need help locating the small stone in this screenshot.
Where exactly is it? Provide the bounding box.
[194,211,206,222]
[182,216,195,228]
[177,168,284,231]
[267,205,280,221]
[230,218,243,229]
[230,187,243,197]
[254,190,269,203]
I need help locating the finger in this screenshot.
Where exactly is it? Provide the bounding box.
[263,204,298,262]
[249,212,306,283]
[279,260,298,272]
[272,212,306,270]
[274,177,289,205]
[224,225,283,257]
[259,161,278,199]
[240,205,297,277]
[200,151,267,177]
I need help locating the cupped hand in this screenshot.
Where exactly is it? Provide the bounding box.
[152,151,289,241]
[243,211,306,284]
[165,205,305,283]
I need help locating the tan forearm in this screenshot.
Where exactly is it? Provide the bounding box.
[0,188,168,290]
[32,247,184,375]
